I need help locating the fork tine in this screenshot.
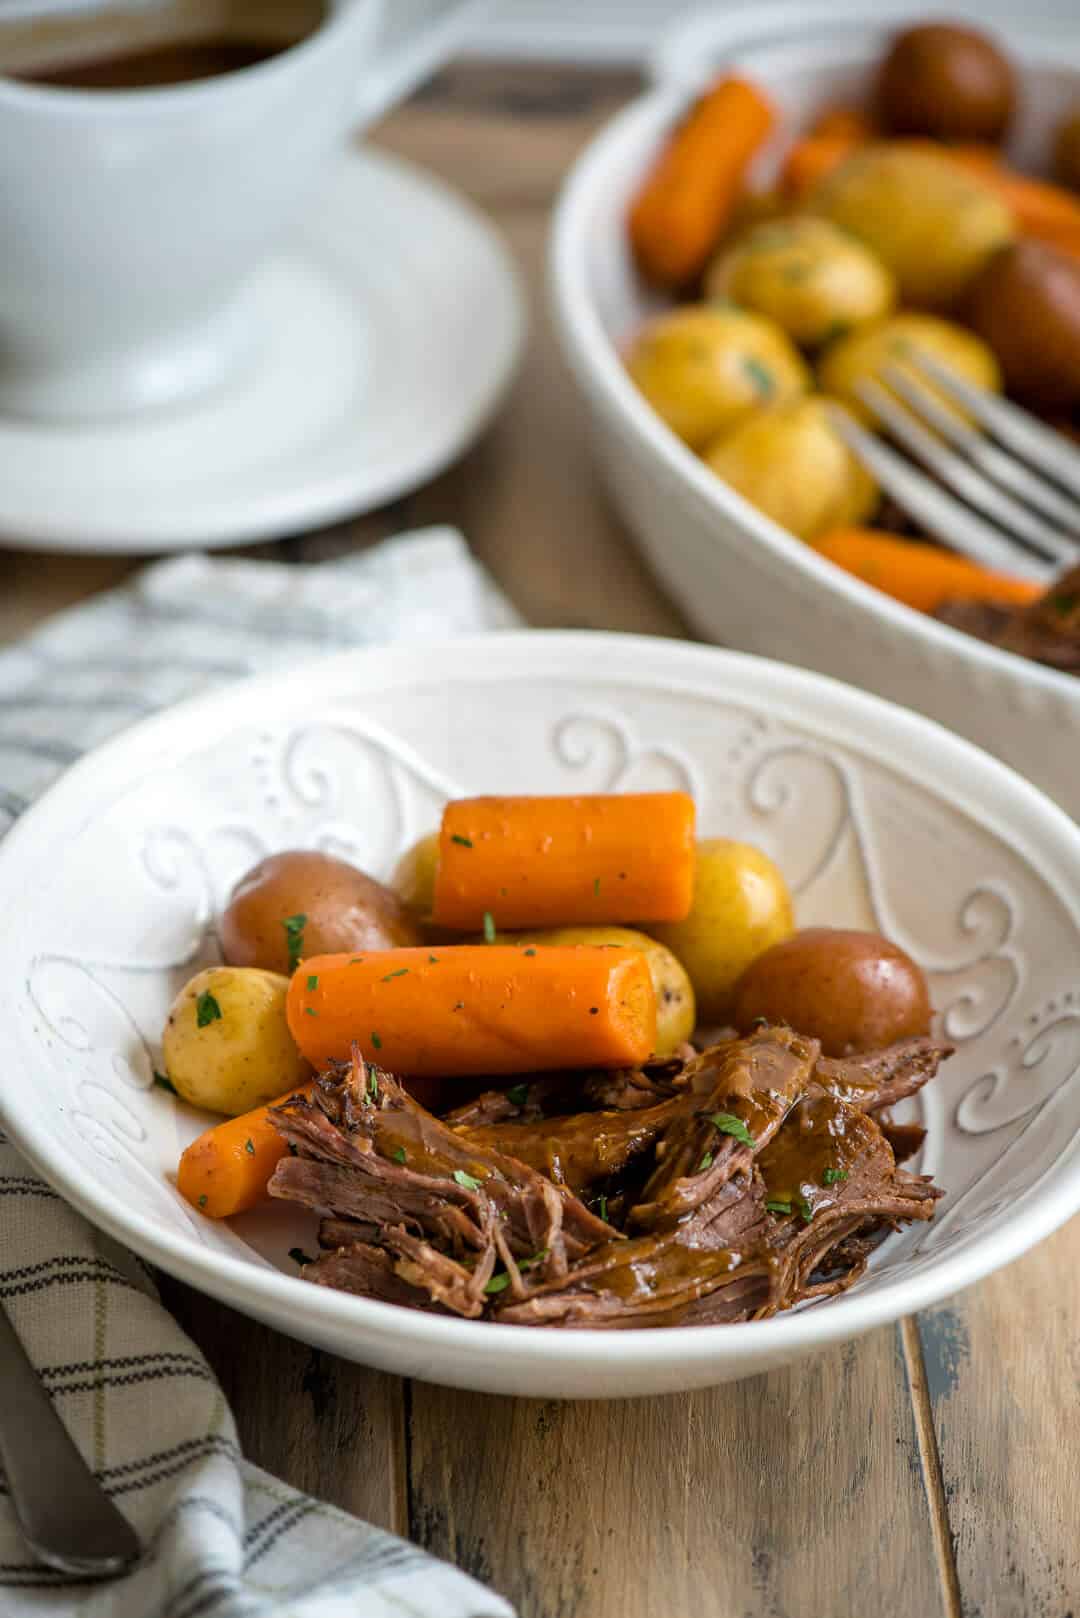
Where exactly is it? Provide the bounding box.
[908,350,1080,501]
[856,379,1077,566]
[881,364,1080,536]
[828,405,1054,583]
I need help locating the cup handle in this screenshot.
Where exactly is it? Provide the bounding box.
[352,0,489,129]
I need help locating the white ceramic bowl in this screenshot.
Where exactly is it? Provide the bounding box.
[2,631,1080,1398]
[549,3,1080,818]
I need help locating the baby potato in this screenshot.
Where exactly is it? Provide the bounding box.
[876,23,1015,144]
[818,312,1001,424]
[965,241,1080,411]
[625,304,811,450]
[811,143,1013,308]
[652,839,794,1024]
[162,966,309,1116]
[506,926,695,1059]
[732,927,932,1056]
[704,396,878,542]
[391,831,440,918]
[221,850,421,975]
[706,217,896,348]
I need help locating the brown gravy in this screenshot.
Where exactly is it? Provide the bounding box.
[14,35,294,89]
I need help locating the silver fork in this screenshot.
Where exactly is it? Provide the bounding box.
[829,351,1080,584]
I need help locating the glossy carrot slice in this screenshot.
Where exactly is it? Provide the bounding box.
[286,946,657,1077]
[177,1083,314,1219]
[431,793,696,930]
[628,75,775,288]
[816,528,1041,614]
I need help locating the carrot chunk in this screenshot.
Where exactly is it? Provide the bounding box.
[816,527,1041,614]
[431,793,695,930]
[286,946,658,1077]
[780,132,865,198]
[628,75,775,288]
[177,1083,314,1219]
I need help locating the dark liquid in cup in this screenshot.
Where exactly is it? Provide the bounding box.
[4,2,327,90]
[16,39,289,88]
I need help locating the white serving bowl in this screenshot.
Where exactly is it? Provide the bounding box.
[549,3,1080,818]
[2,631,1079,1398]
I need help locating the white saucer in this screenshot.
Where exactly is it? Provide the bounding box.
[0,148,525,554]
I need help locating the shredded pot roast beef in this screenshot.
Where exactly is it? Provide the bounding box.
[935,562,1080,674]
[268,1029,951,1329]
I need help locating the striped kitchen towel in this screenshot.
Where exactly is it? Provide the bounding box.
[0,527,519,1616]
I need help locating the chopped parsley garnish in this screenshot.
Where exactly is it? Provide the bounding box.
[282,913,307,973]
[370,1031,382,1050]
[197,1195,208,1208]
[593,877,601,896]
[821,319,852,345]
[349,957,364,965]
[306,974,319,991]
[523,948,536,957]
[799,1199,815,1224]
[765,1198,792,1215]
[1050,591,1078,618]
[381,968,409,981]
[303,1007,317,1017]
[709,1112,754,1148]
[153,1070,177,1095]
[597,1193,608,1222]
[822,1167,848,1185]
[244,1138,255,1156]
[195,990,222,1029]
[507,1083,529,1106]
[454,1169,483,1191]
[698,1151,714,1173]
[428,954,440,964]
[451,833,474,848]
[393,1146,407,1165]
[368,1069,379,1100]
[484,1271,511,1295]
[742,355,775,398]
[482,911,496,943]
[289,1248,314,1267]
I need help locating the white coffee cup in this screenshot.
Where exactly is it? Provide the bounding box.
[0,0,484,421]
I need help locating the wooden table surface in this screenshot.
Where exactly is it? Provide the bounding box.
[4,63,1078,1618]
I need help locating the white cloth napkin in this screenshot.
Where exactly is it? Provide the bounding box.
[0,529,520,1616]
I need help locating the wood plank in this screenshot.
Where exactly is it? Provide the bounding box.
[408,1328,944,1618]
[913,1220,1080,1618]
[402,207,688,638]
[0,551,136,643]
[159,1276,407,1533]
[377,62,644,210]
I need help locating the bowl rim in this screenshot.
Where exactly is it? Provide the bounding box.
[547,41,1080,713]
[2,628,1080,1375]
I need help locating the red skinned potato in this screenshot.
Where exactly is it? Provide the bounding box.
[964,240,1080,411]
[732,927,932,1056]
[221,850,422,975]
[876,23,1015,143]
